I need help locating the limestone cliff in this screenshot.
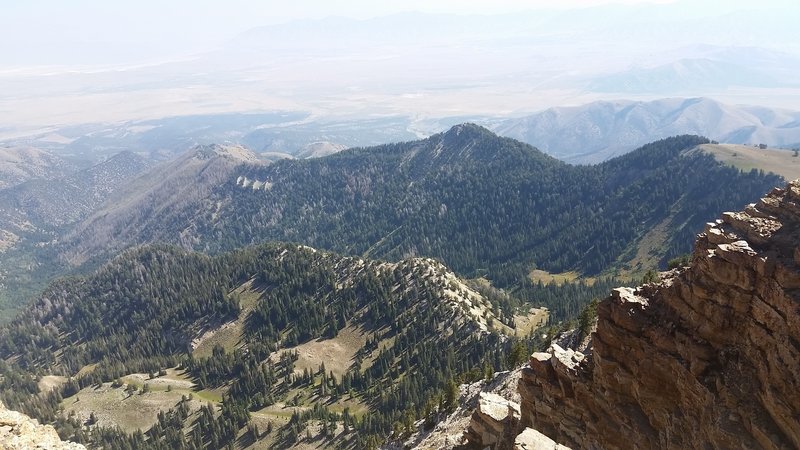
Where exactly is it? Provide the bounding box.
[0,401,86,449]
[519,180,800,449]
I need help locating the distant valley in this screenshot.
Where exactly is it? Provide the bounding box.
[6,97,799,169]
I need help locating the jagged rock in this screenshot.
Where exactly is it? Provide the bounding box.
[464,392,521,449]
[0,401,86,450]
[514,428,571,450]
[518,180,800,449]
[383,369,522,450]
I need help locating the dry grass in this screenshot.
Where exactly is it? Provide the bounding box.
[121,369,195,391]
[76,363,98,377]
[192,281,261,358]
[272,325,368,377]
[513,308,550,336]
[529,270,594,286]
[38,375,67,393]
[618,212,674,279]
[694,143,800,181]
[62,374,206,433]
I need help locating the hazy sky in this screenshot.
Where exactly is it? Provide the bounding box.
[1,0,798,131]
[2,0,793,65]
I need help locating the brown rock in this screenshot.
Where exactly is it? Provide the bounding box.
[517,180,800,449]
[464,392,521,449]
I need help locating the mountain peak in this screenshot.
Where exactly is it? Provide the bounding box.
[418,123,520,164]
[189,143,259,163]
[440,122,493,142]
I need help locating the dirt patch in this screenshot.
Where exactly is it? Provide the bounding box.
[121,369,195,390]
[192,282,261,358]
[529,270,594,286]
[620,212,674,278]
[272,326,367,377]
[38,375,67,393]
[513,308,549,336]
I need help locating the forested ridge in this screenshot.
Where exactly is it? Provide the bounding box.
[0,243,530,449]
[0,127,787,449]
[67,125,781,287]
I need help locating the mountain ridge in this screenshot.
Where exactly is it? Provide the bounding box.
[0,241,515,448]
[58,128,782,288]
[63,144,260,265]
[492,97,800,164]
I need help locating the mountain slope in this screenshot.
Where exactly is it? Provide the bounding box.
[0,146,77,190]
[493,98,800,163]
[0,151,152,230]
[63,144,260,265]
[588,58,780,93]
[61,126,782,286]
[0,242,512,448]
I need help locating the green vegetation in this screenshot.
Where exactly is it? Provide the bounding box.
[61,128,781,294]
[0,243,535,449]
[0,128,787,449]
[667,254,691,269]
[197,129,778,285]
[578,298,600,339]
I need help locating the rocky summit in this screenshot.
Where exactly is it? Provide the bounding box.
[0,401,86,450]
[516,180,800,449]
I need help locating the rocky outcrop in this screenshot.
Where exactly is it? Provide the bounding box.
[464,392,521,449]
[383,369,522,450]
[514,428,571,450]
[0,401,86,449]
[519,180,800,449]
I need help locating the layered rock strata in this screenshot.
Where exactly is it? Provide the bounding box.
[520,181,800,449]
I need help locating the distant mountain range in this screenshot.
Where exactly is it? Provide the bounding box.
[588,58,781,93]
[491,98,800,164]
[59,126,780,286]
[6,113,418,162]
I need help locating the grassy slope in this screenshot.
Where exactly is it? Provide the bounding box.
[694,143,800,181]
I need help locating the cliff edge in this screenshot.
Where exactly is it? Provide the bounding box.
[0,401,86,449]
[519,180,800,449]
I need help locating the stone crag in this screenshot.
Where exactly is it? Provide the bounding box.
[518,180,800,449]
[0,401,86,450]
[464,391,521,450]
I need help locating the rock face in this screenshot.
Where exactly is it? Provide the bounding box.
[518,180,800,449]
[514,428,571,450]
[383,369,522,450]
[464,392,521,449]
[0,401,86,450]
